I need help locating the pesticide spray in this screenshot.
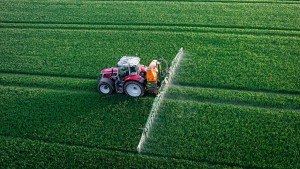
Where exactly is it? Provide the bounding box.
[137,48,184,153]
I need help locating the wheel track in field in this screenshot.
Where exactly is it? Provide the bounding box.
[0,71,97,93]
[1,71,299,99]
[166,84,300,111]
[166,95,300,112]
[2,21,300,32]
[1,21,300,37]
[0,84,97,95]
[5,0,300,5]
[0,134,263,169]
[171,83,300,96]
[107,0,299,4]
[0,70,95,80]
[143,0,300,4]
[0,134,136,155]
[2,83,299,112]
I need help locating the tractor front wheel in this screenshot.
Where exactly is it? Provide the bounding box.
[98,82,113,95]
[124,81,144,97]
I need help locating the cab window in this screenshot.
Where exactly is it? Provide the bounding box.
[129,66,137,75]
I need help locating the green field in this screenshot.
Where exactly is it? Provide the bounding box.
[143,99,300,168]
[1,0,299,168]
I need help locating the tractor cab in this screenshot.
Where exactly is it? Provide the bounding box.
[117,56,140,76]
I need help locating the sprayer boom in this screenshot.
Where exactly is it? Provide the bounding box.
[137,48,184,153]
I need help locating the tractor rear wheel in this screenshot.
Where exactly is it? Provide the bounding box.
[124,81,144,97]
[98,82,113,95]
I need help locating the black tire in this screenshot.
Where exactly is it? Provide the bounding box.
[98,82,113,95]
[124,81,145,97]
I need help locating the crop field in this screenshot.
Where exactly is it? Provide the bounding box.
[143,99,300,168]
[1,0,299,168]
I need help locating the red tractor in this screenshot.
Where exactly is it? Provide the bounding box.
[98,56,168,97]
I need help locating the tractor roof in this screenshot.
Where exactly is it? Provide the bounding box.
[117,56,140,67]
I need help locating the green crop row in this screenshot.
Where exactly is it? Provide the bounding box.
[168,85,300,110]
[143,99,300,168]
[1,28,299,93]
[0,137,230,169]
[0,28,183,78]
[1,1,299,30]
[0,73,97,92]
[0,86,153,150]
[173,34,300,94]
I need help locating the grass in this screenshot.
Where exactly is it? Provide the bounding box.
[168,85,300,110]
[0,86,152,150]
[0,73,96,92]
[1,136,225,169]
[0,0,299,168]
[1,1,300,30]
[0,28,183,78]
[1,29,299,93]
[173,35,300,94]
[143,99,300,168]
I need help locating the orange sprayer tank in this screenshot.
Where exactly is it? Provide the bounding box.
[146,60,159,82]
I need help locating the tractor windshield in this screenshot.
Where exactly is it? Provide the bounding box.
[119,67,129,78]
[129,64,139,75]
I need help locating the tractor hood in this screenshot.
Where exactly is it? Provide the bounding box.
[100,68,118,74]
